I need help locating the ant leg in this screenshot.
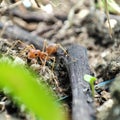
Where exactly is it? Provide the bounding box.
[39,56,47,66]
[42,39,47,52]
[40,58,47,72]
[29,44,35,49]
[57,44,68,55]
[49,57,62,92]
[20,44,35,56]
[5,40,25,55]
[23,44,35,51]
[50,57,55,71]
[58,44,78,62]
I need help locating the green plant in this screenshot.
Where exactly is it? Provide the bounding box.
[96,0,120,37]
[96,0,120,14]
[84,74,97,96]
[0,60,65,120]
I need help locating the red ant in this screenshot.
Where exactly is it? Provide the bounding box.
[26,41,67,69]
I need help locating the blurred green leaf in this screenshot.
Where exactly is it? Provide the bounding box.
[0,61,65,120]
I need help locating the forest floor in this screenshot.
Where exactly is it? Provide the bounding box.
[0,0,120,120]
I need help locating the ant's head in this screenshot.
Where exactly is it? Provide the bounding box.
[28,49,41,59]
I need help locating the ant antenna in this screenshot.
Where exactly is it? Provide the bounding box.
[42,40,47,52]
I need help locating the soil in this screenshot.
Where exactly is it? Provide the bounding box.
[0,0,120,120]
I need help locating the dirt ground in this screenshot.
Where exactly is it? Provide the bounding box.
[0,0,120,120]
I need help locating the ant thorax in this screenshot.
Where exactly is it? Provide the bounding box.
[39,51,48,60]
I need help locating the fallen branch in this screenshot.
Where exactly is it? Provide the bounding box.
[64,44,96,120]
[0,22,51,49]
[7,9,57,23]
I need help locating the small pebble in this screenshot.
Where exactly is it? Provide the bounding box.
[13,57,25,65]
[30,64,41,71]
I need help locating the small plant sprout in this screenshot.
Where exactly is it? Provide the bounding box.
[84,74,97,96]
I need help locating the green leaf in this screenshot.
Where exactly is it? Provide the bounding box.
[0,61,65,120]
[96,0,120,14]
[84,74,97,96]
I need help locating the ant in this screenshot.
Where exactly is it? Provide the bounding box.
[26,40,68,70]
